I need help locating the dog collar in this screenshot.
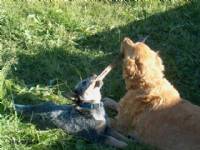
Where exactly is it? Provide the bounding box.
[79,102,104,110]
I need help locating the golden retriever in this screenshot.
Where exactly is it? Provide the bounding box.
[114,37,200,150]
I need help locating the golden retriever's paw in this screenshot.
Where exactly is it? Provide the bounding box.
[103,97,119,111]
[127,133,140,144]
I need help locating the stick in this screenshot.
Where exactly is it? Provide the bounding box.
[86,55,121,92]
[96,62,116,81]
[96,55,121,81]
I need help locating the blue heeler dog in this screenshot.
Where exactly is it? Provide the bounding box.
[14,62,129,148]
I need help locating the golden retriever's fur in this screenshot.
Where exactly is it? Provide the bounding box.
[115,37,200,150]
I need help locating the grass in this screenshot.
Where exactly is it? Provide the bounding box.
[0,0,200,149]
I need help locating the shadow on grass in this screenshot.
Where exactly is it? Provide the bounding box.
[12,47,91,87]
[8,44,126,101]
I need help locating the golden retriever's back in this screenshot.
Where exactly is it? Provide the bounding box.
[136,100,200,150]
[116,37,200,150]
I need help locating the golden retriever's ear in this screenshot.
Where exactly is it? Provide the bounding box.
[135,57,145,74]
[123,58,137,79]
[156,52,164,72]
[123,56,145,79]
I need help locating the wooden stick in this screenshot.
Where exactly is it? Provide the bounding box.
[96,55,121,81]
[85,55,121,92]
[96,62,116,81]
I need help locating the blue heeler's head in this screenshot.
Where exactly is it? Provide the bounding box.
[74,74,103,103]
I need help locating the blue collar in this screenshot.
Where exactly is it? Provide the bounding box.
[79,102,104,110]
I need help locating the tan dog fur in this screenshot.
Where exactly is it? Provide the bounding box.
[115,37,200,150]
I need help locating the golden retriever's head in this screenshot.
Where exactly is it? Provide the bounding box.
[121,37,164,89]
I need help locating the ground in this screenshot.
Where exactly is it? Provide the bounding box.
[0,0,200,149]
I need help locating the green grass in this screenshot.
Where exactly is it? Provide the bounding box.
[0,0,200,149]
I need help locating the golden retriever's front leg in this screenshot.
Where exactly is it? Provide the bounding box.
[104,135,127,149]
[127,132,140,144]
[103,97,119,111]
[107,128,130,143]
